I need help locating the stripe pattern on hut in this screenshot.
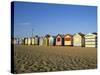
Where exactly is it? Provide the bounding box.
[85,33,97,47]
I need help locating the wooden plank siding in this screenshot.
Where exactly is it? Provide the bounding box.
[85,33,97,47]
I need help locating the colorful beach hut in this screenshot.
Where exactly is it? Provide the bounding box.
[64,34,72,46]
[24,38,28,45]
[55,34,63,46]
[39,37,43,46]
[13,38,19,45]
[34,36,39,45]
[18,38,24,45]
[85,33,97,47]
[27,38,31,45]
[31,37,35,45]
[73,33,85,47]
[43,37,49,46]
[48,36,54,46]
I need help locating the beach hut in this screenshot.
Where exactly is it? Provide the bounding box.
[24,38,28,45]
[43,37,49,46]
[17,38,20,44]
[64,34,72,46]
[21,38,25,45]
[48,36,54,46]
[39,37,43,46]
[42,34,50,46]
[18,38,23,45]
[34,36,39,45]
[56,34,63,46]
[15,38,19,44]
[12,38,19,45]
[27,38,31,45]
[73,33,85,47]
[31,37,35,45]
[85,33,97,47]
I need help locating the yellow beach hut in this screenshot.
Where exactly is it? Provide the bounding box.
[64,34,72,46]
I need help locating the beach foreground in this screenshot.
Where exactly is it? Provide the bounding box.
[14,45,97,73]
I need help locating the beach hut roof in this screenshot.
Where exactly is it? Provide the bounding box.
[30,37,35,39]
[73,32,85,37]
[39,36,44,38]
[49,36,56,38]
[92,32,97,35]
[64,34,73,37]
[53,36,56,38]
[85,33,97,39]
[78,33,85,36]
[35,35,39,37]
[45,34,50,37]
[56,34,64,38]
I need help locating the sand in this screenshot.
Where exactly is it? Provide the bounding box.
[13,45,97,73]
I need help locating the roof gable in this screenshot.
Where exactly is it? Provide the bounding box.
[64,34,72,38]
[73,33,85,37]
[85,33,97,37]
[49,36,54,39]
[56,34,64,38]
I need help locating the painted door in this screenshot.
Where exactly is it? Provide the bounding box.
[56,36,62,45]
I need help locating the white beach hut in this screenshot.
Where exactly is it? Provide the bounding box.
[85,33,97,47]
[18,38,23,45]
[34,36,39,45]
[49,36,54,46]
[39,37,43,46]
[13,38,19,45]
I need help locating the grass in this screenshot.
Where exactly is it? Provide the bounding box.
[14,45,97,74]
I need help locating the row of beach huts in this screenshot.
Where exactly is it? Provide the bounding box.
[12,33,97,47]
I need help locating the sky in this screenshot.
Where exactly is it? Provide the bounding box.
[13,1,97,38]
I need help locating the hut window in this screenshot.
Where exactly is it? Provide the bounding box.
[65,38,71,41]
[57,38,60,41]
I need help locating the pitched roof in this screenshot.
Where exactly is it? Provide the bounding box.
[56,34,64,38]
[73,32,85,37]
[78,33,85,36]
[64,34,73,37]
[92,32,97,35]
